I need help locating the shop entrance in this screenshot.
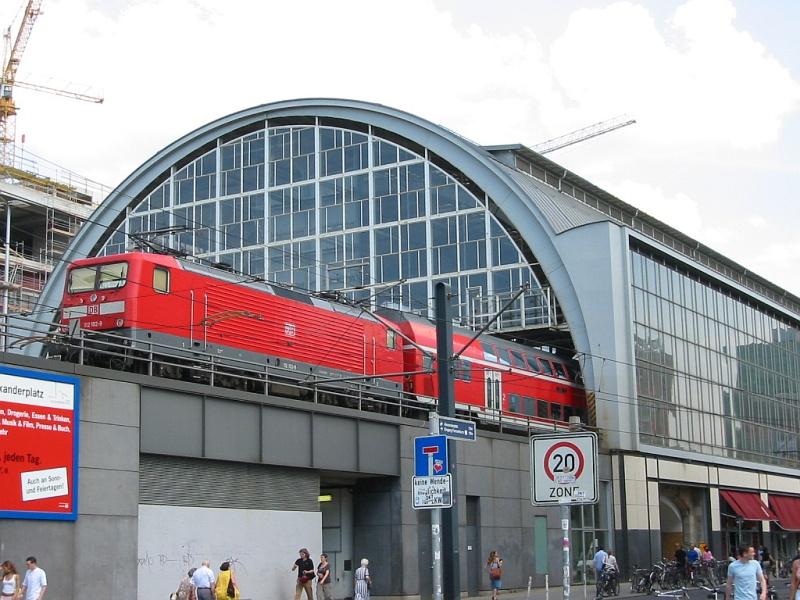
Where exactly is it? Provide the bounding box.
[659,484,710,560]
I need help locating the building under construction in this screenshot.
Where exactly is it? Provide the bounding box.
[0,154,105,314]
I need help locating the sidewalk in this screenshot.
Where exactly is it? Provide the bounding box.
[464,582,645,600]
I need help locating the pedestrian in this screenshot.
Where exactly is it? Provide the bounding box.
[701,544,715,562]
[593,546,608,582]
[789,557,800,600]
[675,543,688,579]
[1,561,21,600]
[605,550,619,573]
[487,551,503,600]
[190,560,216,600]
[19,558,46,600]
[354,558,371,600]
[688,544,700,564]
[292,548,315,600]
[725,545,766,600]
[215,561,239,600]
[175,568,197,600]
[317,553,332,600]
[759,547,771,576]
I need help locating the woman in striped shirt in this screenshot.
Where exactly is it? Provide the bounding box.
[354,558,371,600]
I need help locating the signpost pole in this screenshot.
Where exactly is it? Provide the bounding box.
[435,282,460,600]
[561,501,571,600]
[429,413,443,600]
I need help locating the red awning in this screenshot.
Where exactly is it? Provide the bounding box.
[720,490,777,521]
[770,495,800,531]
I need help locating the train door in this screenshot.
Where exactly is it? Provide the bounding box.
[485,370,502,412]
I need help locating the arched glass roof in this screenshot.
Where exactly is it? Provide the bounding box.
[98,120,556,331]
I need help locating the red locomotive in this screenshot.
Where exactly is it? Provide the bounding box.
[55,252,585,427]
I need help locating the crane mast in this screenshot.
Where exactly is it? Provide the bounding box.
[0,0,43,166]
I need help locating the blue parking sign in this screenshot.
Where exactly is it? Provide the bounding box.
[414,435,448,477]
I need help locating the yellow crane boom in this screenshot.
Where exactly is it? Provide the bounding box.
[15,80,103,104]
[0,0,43,165]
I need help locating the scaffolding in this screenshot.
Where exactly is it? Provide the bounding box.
[0,157,99,317]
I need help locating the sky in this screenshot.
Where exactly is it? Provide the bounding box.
[2,0,798,296]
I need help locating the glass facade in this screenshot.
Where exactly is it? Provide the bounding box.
[631,246,800,468]
[102,121,554,329]
[571,481,611,584]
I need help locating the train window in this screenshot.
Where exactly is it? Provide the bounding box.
[496,346,511,366]
[563,406,574,420]
[525,355,541,372]
[539,359,554,376]
[537,400,549,418]
[97,262,128,290]
[524,397,535,416]
[565,364,578,380]
[551,404,563,421]
[387,330,397,350]
[508,394,520,413]
[454,359,472,382]
[68,267,96,293]
[553,363,568,379]
[153,268,170,294]
[509,350,526,368]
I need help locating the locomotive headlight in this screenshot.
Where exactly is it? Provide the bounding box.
[116,318,124,327]
[90,293,98,302]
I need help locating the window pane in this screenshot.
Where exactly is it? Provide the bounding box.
[68,267,96,293]
[97,262,128,290]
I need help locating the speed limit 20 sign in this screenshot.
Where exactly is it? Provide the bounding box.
[530,432,598,506]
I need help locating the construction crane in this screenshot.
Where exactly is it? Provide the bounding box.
[0,0,103,168]
[532,115,636,155]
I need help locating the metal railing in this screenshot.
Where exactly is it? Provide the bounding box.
[461,286,560,331]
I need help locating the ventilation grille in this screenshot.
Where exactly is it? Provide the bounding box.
[139,454,319,511]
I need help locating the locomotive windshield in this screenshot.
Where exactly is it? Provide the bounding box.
[67,262,128,293]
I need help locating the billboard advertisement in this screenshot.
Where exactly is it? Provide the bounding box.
[0,365,80,520]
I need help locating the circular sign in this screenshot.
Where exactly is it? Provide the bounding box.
[543,441,585,482]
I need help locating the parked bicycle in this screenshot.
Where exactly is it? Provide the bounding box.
[595,564,620,598]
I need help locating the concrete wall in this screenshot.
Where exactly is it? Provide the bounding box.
[1,356,622,600]
[553,221,639,452]
[0,375,140,600]
[137,504,322,600]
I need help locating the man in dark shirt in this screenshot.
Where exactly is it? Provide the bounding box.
[675,543,688,579]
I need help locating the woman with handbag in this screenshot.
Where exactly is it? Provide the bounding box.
[214,562,239,600]
[487,551,503,600]
[292,549,315,600]
[354,558,371,600]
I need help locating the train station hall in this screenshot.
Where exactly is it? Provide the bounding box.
[2,98,799,600]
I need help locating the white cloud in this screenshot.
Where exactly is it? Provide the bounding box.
[548,0,800,149]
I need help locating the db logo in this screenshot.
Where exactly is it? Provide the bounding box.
[87,305,100,315]
[284,323,296,337]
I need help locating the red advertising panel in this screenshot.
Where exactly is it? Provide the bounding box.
[0,365,79,520]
